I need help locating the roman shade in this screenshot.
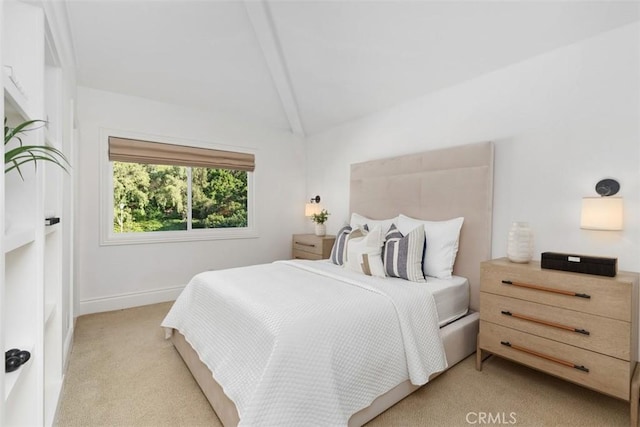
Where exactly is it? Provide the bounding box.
[108,137,255,172]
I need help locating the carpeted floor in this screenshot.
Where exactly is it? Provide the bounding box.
[56,302,630,426]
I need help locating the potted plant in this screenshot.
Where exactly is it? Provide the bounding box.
[5,118,69,179]
[310,209,330,236]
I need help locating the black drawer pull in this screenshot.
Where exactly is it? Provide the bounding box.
[500,310,590,336]
[501,280,591,299]
[500,341,589,373]
[295,242,316,248]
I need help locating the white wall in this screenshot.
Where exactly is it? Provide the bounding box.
[76,87,306,315]
[306,22,639,273]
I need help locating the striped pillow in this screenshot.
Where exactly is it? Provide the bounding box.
[344,226,385,277]
[383,224,426,282]
[330,225,352,265]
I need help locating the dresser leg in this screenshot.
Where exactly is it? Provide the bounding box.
[476,348,483,371]
[631,363,640,427]
[475,349,492,371]
[476,333,482,371]
[476,333,490,371]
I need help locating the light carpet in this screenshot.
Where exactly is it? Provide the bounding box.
[56,302,630,426]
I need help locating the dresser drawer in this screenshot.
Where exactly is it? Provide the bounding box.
[480,292,631,360]
[479,321,632,400]
[481,262,632,321]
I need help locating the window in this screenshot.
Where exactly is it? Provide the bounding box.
[190,167,248,229]
[101,133,256,245]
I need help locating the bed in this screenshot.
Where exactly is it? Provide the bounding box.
[162,141,494,426]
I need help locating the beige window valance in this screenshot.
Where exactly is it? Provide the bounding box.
[108,136,255,172]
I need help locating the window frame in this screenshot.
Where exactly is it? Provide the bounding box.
[99,128,257,246]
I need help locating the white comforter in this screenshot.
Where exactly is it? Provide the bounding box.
[161,260,447,426]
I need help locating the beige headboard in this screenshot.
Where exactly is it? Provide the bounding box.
[350,141,494,311]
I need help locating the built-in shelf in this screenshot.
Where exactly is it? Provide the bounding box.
[43,379,63,427]
[44,132,60,150]
[3,71,33,121]
[4,226,36,253]
[3,2,72,424]
[4,344,34,402]
[45,223,59,236]
[44,302,56,327]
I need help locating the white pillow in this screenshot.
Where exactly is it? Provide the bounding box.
[349,212,397,234]
[397,214,464,279]
[345,225,386,278]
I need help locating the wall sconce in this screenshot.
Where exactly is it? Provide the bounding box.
[580,179,623,231]
[305,195,321,217]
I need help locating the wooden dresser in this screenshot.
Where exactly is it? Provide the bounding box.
[291,234,335,260]
[477,257,638,403]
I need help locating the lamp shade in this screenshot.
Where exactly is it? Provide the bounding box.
[580,197,623,230]
[305,203,321,217]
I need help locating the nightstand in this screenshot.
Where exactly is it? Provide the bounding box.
[476,258,639,416]
[292,234,335,260]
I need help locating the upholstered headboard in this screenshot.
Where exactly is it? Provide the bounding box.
[349,141,494,311]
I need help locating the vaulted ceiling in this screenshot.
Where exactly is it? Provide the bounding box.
[65,1,640,136]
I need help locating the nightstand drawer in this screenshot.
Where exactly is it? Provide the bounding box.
[293,235,325,255]
[479,321,632,400]
[292,249,323,260]
[291,234,335,260]
[481,262,632,321]
[480,293,631,360]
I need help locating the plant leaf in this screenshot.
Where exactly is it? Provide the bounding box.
[4,119,45,145]
[4,118,69,181]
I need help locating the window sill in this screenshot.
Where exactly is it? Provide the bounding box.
[99,227,258,246]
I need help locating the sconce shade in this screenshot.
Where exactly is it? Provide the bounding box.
[580,197,623,231]
[305,203,321,217]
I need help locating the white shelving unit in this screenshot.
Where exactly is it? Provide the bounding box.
[1,1,75,425]
[4,227,36,253]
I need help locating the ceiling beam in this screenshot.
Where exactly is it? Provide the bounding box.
[244,0,305,137]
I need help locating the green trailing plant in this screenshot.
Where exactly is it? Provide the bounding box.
[4,117,70,180]
[311,209,330,225]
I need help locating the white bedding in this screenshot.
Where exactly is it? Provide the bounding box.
[315,261,470,327]
[427,275,469,327]
[162,259,448,426]
[314,261,469,327]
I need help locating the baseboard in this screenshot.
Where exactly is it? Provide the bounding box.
[78,285,185,315]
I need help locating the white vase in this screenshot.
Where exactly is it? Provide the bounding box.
[314,223,326,236]
[507,222,533,263]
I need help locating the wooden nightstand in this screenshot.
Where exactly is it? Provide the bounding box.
[292,234,335,260]
[476,258,639,419]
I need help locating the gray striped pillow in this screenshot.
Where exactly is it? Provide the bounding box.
[383,224,426,282]
[330,225,352,265]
